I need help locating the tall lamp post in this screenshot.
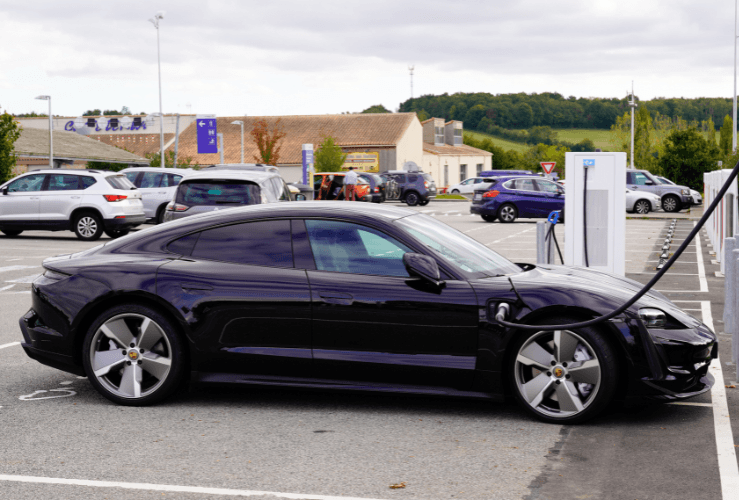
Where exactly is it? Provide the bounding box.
[148,11,166,168]
[734,0,737,153]
[231,120,244,163]
[35,95,52,168]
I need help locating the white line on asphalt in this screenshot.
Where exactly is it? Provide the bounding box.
[484,226,535,246]
[0,284,15,292]
[665,401,713,407]
[700,301,739,500]
[0,475,390,500]
[5,274,41,284]
[695,222,709,292]
[0,265,37,273]
[0,342,20,350]
[463,226,491,233]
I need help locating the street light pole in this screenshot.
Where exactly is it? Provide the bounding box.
[35,95,52,168]
[149,11,166,167]
[231,120,244,163]
[734,0,737,153]
[628,82,637,169]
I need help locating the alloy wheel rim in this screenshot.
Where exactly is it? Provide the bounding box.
[501,206,515,221]
[89,313,173,399]
[78,217,98,237]
[664,198,676,211]
[636,201,649,214]
[514,329,601,418]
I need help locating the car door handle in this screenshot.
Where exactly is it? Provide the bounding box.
[181,283,214,292]
[318,291,353,305]
[159,191,167,194]
[71,196,80,199]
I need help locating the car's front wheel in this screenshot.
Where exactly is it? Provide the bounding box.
[634,200,651,214]
[509,320,618,424]
[82,304,185,406]
[662,195,681,213]
[1,229,22,237]
[73,212,104,241]
[498,203,518,223]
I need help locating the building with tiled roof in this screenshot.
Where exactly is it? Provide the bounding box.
[420,118,492,187]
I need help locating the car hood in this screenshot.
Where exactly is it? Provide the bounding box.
[472,264,704,328]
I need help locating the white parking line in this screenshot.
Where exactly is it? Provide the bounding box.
[484,227,535,246]
[0,475,389,500]
[695,222,709,292]
[0,265,37,273]
[0,342,20,350]
[700,301,739,499]
[5,274,41,284]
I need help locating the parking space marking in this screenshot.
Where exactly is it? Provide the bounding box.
[701,301,739,499]
[0,265,37,273]
[0,475,390,500]
[483,226,535,246]
[5,273,41,284]
[695,222,709,292]
[0,342,20,350]
[666,401,713,407]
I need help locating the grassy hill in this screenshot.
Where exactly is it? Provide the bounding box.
[465,128,614,153]
[463,131,530,154]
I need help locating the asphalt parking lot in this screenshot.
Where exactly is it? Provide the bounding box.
[0,200,737,500]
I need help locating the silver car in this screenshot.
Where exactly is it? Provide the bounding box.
[626,188,661,214]
[656,176,702,205]
[163,170,291,222]
[626,169,693,213]
[121,167,194,224]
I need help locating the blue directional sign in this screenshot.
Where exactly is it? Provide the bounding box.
[197,118,218,154]
[583,159,595,167]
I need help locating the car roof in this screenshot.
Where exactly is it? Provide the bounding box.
[122,167,195,174]
[20,169,122,177]
[180,170,280,182]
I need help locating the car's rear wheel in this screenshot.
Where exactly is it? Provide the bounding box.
[509,319,618,424]
[634,200,651,214]
[498,203,518,223]
[482,214,497,222]
[73,212,104,241]
[156,205,167,224]
[405,191,420,206]
[662,195,681,213]
[1,229,22,237]
[104,228,130,239]
[82,304,185,406]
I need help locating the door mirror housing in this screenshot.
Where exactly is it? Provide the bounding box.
[403,253,445,287]
[644,180,654,185]
[1,187,7,195]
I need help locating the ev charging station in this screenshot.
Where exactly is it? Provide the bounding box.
[564,152,627,276]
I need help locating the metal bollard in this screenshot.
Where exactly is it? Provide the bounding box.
[734,250,739,381]
[723,237,736,336]
[536,221,547,264]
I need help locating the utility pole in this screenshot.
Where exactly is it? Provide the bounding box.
[148,11,166,167]
[628,82,637,169]
[408,65,414,99]
[734,0,737,152]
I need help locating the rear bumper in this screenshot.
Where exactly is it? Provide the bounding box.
[104,214,145,229]
[19,310,84,376]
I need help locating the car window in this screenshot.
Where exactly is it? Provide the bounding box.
[408,174,419,182]
[515,179,537,191]
[105,175,135,190]
[7,174,45,192]
[502,180,515,190]
[140,172,164,188]
[124,172,140,186]
[81,176,97,189]
[160,174,182,188]
[393,174,407,183]
[304,220,411,277]
[191,220,293,267]
[631,172,651,185]
[46,174,81,191]
[460,179,471,185]
[536,180,560,193]
[176,180,261,206]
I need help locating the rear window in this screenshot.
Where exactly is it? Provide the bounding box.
[176,180,261,206]
[423,174,434,183]
[408,174,419,182]
[105,175,135,190]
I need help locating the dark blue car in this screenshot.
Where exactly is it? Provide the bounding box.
[470,175,565,223]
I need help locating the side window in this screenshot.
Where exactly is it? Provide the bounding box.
[161,174,182,188]
[191,220,293,268]
[503,180,515,190]
[280,181,291,201]
[536,180,560,194]
[81,176,97,189]
[124,172,140,186]
[304,220,411,277]
[460,179,471,185]
[408,174,419,183]
[47,174,81,191]
[394,174,407,183]
[515,179,536,191]
[633,173,649,185]
[140,172,164,188]
[7,174,45,192]
[626,172,635,184]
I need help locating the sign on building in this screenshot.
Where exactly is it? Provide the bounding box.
[343,152,379,172]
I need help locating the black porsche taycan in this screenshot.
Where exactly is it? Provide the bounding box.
[20,202,717,423]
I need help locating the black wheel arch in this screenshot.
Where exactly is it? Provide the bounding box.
[70,207,104,228]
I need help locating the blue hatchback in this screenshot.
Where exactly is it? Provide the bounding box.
[470,175,565,223]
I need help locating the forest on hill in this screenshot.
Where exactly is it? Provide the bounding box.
[397,92,734,132]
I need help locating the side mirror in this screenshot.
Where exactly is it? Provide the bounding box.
[295,194,306,201]
[1,187,7,195]
[403,253,445,287]
[645,180,654,185]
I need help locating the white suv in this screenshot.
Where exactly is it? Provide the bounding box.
[0,169,145,241]
[121,167,194,224]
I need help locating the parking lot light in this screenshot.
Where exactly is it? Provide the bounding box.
[148,11,166,168]
[231,120,244,163]
[34,95,52,168]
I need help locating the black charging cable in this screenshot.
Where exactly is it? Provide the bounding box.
[495,158,739,331]
[544,213,564,264]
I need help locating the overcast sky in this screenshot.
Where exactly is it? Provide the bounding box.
[1,0,736,118]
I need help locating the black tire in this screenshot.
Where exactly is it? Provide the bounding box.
[156,205,168,224]
[451,189,460,194]
[73,212,104,241]
[508,317,619,424]
[498,203,518,223]
[104,228,130,239]
[482,214,497,222]
[634,200,651,215]
[82,303,186,406]
[418,199,430,206]
[405,191,420,206]
[662,195,681,213]
[1,229,22,237]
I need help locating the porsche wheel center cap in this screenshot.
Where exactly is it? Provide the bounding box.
[128,350,139,361]
[553,367,565,378]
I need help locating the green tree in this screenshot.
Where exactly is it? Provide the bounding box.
[464,104,486,130]
[361,104,390,113]
[659,128,720,190]
[144,150,195,169]
[634,105,655,170]
[314,135,347,173]
[719,115,733,154]
[416,109,430,122]
[523,143,569,178]
[0,112,22,183]
[514,102,534,128]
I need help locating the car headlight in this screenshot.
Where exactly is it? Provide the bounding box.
[681,189,690,195]
[639,308,666,328]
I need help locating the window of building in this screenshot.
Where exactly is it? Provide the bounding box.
[476,164,483,175]
[435,126,445,145]
[460,164,467,183]
[191,220,293,268]
[454,128,463,145]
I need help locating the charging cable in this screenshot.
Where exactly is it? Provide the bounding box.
[495,158,739,331]
[544,210,564,264]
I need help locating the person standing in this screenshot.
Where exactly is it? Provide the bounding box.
[344,167,358,201]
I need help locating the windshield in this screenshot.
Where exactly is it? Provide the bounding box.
[395,214,522,277]
[176,180,261,206]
